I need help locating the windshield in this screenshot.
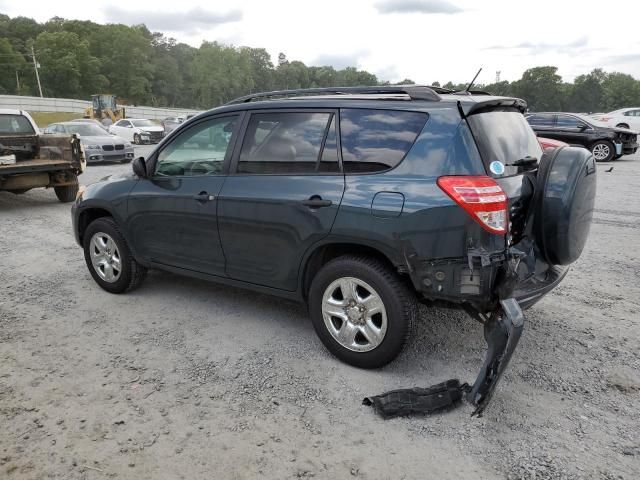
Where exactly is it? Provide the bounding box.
[132,120,156,127]
[65,124,108,136]
[0,114,35,134]
[468,110,543,177]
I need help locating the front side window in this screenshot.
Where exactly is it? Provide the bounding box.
[556,115,584,128]
[118,120,131,128]
[155,115,238,177]
[339,109,428,173]
[237,112,336,174]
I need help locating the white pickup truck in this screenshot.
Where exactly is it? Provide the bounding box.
[0,109,85,202]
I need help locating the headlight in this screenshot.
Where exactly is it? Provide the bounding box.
[124,142,132,148]
[76,185,86,201]
[85,144,101,150]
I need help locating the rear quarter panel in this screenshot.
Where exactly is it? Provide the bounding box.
[330,106,490,268]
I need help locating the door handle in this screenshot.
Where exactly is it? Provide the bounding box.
[193,192,215,203]
[302,196,332,208]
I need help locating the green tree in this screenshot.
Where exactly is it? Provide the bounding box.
[34,31,106,98]
[511,66,564,111]
[601,72,640,111]
[0,38,28,94]
[569,69,606,113]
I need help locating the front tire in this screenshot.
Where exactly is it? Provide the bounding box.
[616,123,630,130]
[591,140,615,162]
[308,255,416,369]
[83,217,147,294]
[54,184,79,203]
[133,133,141,145]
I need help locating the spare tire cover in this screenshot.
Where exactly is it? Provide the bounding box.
[533,146,597,266]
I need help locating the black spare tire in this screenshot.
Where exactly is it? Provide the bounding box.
[533,146,596,266]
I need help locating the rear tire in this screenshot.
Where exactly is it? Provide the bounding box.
[54,184,79,203]
[308,255,416,369]
[83,217,147,294]
[591,140,615,162]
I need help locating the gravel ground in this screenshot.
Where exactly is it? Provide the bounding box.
[1,146,639,479]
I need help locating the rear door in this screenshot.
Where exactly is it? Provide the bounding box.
[526,113,557,140]
[112,120,133,141]
[217,109,345,291]
[624,109,640,130]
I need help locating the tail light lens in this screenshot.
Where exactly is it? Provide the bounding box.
[437,176,508,234]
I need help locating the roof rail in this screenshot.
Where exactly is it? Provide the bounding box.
[225,85,442,105]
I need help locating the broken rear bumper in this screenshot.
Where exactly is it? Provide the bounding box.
[513,264,569,310]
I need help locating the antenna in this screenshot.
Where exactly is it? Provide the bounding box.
[465,68,482,92]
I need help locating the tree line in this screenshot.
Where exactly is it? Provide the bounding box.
[1,14,639,113]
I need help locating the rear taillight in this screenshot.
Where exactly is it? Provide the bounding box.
[437,176,508,234]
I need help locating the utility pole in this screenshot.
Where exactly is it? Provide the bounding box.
[15,70,20,93]
[31,45,43,97]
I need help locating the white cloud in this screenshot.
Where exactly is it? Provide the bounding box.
[2,0,639,83]
[375,0,463,14]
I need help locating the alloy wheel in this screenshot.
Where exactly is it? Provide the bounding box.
[592,143,610,161]
[89,232,122,283]
[321,277,388,352]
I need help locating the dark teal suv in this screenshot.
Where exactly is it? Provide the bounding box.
[72,86,596,414]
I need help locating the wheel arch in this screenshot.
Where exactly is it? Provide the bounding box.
[300,241,409,301]
[77,207,113,246]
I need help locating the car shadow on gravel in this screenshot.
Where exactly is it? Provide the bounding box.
[0,191,63,210]
[129,269,486,379]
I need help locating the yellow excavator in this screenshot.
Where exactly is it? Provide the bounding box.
[84,94,125,123]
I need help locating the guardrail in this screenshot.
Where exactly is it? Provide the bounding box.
[0,95,201,120]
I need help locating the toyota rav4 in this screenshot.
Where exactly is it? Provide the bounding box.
[71,86,596,415]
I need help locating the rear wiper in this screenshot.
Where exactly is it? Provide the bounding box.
[507,155,538,167]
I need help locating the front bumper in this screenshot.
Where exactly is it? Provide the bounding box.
[86,150,135,163]
[71,202,81,246]
[622,143,638,155]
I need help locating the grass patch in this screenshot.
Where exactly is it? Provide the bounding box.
[28,111,80,128]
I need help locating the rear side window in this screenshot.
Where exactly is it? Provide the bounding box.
[469,110,543,178]
[238,112,338,174]
[526,114,554,127]
[0,114,35,134]
[339,109,427,173]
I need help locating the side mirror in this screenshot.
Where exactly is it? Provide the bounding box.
[132,156,147,178]
[578,123,589,131]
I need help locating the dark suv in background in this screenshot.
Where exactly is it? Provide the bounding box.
[526,112,638,161]
[71,86,596,413]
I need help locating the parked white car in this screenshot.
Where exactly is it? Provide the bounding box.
[108,118,165,144]
[592,108,640,131]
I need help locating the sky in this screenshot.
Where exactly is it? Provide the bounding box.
[2,0,640,84]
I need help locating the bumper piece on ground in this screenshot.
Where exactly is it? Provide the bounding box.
[363,298,524,419]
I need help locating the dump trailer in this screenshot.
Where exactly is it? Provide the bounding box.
[0,109,85,202]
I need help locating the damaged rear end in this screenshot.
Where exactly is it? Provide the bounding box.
[365,98,597,418]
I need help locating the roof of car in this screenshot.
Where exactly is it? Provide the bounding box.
[0,108,25,115]
[200,92,526,119]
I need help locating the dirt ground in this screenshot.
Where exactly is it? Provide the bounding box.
[1,147,639,479]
